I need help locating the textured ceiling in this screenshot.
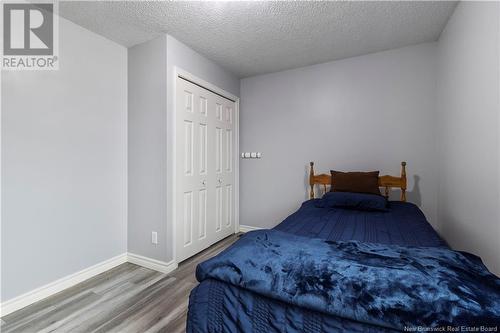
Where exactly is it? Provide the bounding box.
[59,1,457,78]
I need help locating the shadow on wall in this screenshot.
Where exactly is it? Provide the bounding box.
[405,175,422,206]
[388,174,422,205]
[304,165,310,201]
[304,164,313,200]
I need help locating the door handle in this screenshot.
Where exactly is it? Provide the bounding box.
[201,180,206,186]
[217,179,222,184]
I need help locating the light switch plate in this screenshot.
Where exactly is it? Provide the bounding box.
[241,152,262,159]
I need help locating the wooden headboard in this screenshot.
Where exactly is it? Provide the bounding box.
[309,161,407,201]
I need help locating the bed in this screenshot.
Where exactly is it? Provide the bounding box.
[187,162,500,333]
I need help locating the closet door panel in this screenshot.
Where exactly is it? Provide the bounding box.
[176,77,236,262]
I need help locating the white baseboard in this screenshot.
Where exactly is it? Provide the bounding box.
[0,253,127,317]
[127,253,178,275]
[0,252,179,317]
[239,225,263,233]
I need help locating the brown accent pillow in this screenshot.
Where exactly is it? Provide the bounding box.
[330,170,381,196]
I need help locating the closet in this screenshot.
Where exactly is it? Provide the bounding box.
[175,76,237,262]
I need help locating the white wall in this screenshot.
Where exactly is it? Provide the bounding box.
[240,43,438,229]
[127,36,168,262]
[1,18,128,301]
[128,34,239,263]
[436,2,500,275]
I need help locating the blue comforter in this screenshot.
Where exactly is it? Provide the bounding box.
[196,230,500,330]
[276,200,446,247]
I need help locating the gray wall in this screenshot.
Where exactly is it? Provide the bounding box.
[166,35,240,98]
[127,34,239,262]
[127,36,169,261]
[240,43,438,229]
[1,17,127,301]
[436,2,500,275]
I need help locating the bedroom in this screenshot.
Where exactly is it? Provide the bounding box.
[1,1,499,332]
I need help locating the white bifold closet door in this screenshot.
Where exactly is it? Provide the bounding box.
[176,77,236,262]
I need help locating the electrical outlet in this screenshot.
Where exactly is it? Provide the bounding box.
[151,231,158,244]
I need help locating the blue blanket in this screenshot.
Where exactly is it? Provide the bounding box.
[276,199,446,247]
[196,230,500,330]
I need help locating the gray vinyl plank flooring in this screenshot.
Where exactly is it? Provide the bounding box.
[1,234,240,333]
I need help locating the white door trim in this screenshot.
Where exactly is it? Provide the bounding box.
[171,67,239,265]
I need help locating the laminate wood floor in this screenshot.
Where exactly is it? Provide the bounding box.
[1,234,241,333]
